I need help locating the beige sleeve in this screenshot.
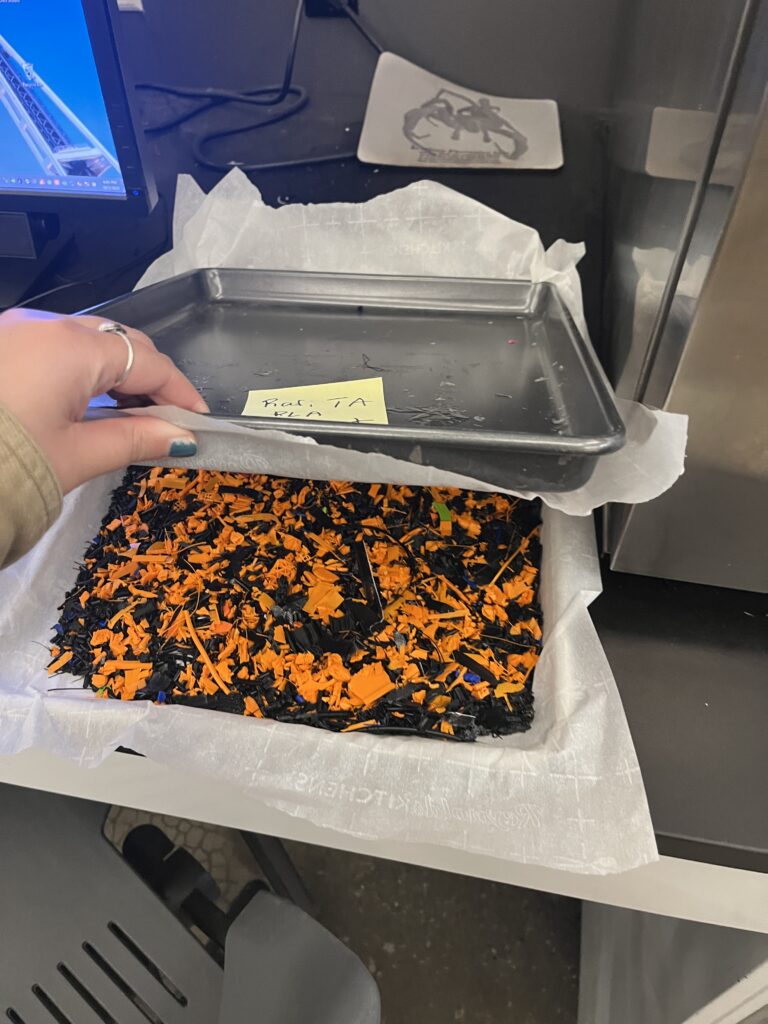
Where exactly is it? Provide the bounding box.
[0,405,62,569]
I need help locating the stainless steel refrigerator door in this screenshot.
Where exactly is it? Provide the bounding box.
[604,0,768,591]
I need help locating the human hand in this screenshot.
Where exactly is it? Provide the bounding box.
[0,308,208,494]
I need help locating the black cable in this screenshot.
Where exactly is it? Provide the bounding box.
[139,0,306,132]
[137,0,383,173]
[190,91,311,171]
[194,139,357,173]
[16,230,170,310]
[336,1,385,54]
[279,0,305,99]
[138,83,308,135]
[138,0,307,166]
[16,281,81,310]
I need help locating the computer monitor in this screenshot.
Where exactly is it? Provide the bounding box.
[0,0,154,212]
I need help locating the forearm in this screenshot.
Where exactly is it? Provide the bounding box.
[0,405,62,569]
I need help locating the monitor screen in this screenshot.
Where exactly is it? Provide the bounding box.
[0,0,126,198]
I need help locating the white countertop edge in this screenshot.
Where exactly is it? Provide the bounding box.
[1,748,765,935]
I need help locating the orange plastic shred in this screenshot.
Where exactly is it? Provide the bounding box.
[183,610,231,695]
[494,680,526,697]
[47,650,73,674]
[304,581,344,617]
[244,696,263,717]
[48,468,542,736]
[347,663,395,707]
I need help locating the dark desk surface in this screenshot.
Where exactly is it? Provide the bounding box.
[593,567,768,873]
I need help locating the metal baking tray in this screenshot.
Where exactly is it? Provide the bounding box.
[89,268,625,491]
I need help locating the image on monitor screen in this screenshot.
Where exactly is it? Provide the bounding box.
[0,0,126,197]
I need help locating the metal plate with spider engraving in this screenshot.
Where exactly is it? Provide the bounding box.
[358,53,564,171]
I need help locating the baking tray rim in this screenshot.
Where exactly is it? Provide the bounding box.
[85,267,626,457]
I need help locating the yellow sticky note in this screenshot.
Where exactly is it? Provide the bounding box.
[242,377,388,424]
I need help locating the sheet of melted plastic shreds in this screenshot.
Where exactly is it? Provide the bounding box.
[47,467,543,742]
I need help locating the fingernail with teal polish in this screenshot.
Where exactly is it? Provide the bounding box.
[169,439,197,458]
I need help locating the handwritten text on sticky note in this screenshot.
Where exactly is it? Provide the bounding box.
[242,377,388,424]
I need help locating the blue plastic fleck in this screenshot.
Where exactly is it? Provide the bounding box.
[464,672,481,684]
[53,623,64,635]
[295,694,305,704]
[157,691,166,703]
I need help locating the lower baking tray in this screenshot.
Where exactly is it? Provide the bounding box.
[88,268,625,492]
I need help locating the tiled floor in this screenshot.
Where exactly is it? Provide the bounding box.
[107,807,580,1023]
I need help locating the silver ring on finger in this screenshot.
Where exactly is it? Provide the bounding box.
[98,320,135,388]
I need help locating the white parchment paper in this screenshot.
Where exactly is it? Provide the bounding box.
[0,478,655,873]
[112,396,686,519]
[0,175,681,872]
[140,171,590,334]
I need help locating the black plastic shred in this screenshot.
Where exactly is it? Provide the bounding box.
[48,468,543,742]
